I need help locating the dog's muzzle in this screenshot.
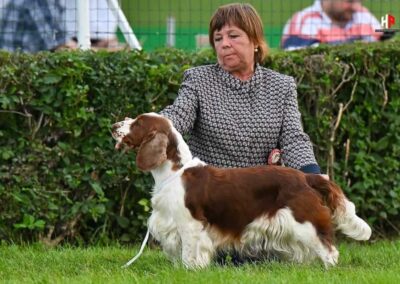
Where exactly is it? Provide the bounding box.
[111,118,134,149]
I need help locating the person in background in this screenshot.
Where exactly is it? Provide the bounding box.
[0,0,76,52]
[160,3,323,177]
[281,0,382,51]
[0,0,123,53]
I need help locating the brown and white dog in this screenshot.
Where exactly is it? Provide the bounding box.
[112,113,371,269]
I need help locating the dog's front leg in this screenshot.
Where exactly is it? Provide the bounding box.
[159,230,182,264]
[148,211,181,263]
[178,220,214,269]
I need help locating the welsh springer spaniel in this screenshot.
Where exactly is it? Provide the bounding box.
[112,113,371,269]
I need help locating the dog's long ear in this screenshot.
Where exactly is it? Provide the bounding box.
[136,131,168,171]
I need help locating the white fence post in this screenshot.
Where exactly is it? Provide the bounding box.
[106,0,142,50]
[166,16,176,47]
[76,0,91,50]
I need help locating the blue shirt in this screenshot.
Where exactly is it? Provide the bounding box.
[0,0,67,52]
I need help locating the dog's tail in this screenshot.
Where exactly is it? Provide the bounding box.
[305,174,371,241]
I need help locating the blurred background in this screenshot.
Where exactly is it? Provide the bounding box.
[0,0,399,51]
[120,0,399,50]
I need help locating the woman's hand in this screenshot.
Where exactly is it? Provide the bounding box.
[320,174,330,180]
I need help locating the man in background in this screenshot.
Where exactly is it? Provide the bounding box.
[0,0,76,52]
[0,0,122,53]
[281,0,382,51]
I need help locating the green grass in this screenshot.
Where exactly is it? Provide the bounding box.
[1,240,399,283]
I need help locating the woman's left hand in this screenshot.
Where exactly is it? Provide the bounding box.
[320,174,330,180]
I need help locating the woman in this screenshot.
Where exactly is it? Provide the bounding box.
[160,3,321,175]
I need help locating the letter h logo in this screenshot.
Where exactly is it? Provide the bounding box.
[381,14,395,29]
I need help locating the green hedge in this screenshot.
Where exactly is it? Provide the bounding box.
[0,41,399,245]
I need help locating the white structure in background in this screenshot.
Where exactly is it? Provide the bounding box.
[76,0,90,50]
[166,16,175,47]
[107,0,141,50]
[72,0,141,50]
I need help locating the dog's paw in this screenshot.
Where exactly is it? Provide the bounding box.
[182,249,212,269]
[183,257,210,269]
[323,246,339,268]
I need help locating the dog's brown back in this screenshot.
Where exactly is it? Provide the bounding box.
[182,165,334,244]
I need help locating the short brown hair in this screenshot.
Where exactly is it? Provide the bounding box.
[209,3,269,64]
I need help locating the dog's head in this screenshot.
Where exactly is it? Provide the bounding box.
[112,113,172,171]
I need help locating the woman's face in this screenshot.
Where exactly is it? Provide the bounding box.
[213,24,255,76]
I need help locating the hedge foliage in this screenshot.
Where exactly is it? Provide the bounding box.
[0,41,399,245]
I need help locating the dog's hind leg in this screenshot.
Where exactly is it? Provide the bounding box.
[305,174,371,241]
[290,219,339,268]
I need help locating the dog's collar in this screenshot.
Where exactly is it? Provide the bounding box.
[155,158,202,191]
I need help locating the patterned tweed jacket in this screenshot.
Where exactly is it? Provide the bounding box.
[160,63,320,173]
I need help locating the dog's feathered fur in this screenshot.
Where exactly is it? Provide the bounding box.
[112,113,371,269]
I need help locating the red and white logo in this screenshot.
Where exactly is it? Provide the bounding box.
[381,14,396,29]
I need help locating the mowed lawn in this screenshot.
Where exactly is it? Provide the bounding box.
[1,240,399,284]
